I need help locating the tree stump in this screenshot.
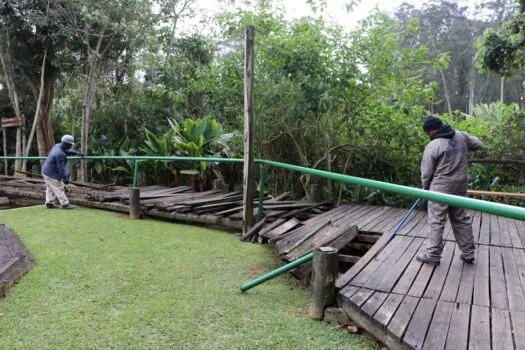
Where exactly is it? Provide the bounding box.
[309,246,338,320]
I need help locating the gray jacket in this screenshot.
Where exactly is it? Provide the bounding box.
[421,128,482,194]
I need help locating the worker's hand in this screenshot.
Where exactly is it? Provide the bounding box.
[63,179,69,185]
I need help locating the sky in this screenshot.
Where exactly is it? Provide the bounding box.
[184,0,481,32]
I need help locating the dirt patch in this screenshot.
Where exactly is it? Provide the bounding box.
[249,264,273,276]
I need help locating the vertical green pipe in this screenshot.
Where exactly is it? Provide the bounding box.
[133,160,139,188]
[257,166,266,219]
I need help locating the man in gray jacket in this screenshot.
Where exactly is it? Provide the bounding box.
[417,116,482,265]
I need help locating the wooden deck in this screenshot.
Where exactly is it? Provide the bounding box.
[335,207,525,350]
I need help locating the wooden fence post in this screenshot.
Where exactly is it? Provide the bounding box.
[129,187,141,220]
[242,25,255,232]
[309,246,338,320]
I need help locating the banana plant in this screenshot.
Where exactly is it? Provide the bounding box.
[139,128,176,183]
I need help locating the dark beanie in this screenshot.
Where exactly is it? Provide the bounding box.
[423,115,443,132]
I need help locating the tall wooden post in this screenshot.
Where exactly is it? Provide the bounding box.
[2,128,7,175]
[242,25,255,232]
[309,246,338,320]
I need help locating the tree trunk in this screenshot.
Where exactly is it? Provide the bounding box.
[468,54,476,115]
[439,69,452,113]
[0,46,23,172]
[24,48,55,169]
[80,59,97,182]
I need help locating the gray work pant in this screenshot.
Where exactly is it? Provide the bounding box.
[425,193,475,261]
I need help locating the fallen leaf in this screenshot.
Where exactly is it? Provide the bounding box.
[0,313,5,317]
[120,279,129,286]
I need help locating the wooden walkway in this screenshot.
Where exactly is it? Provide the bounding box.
[335,207,525,350]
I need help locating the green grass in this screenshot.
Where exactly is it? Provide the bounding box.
[0,207,377,349]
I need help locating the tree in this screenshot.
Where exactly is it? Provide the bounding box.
[51,0,154,181]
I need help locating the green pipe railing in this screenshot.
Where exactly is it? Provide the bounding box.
[240,252,314,292]
[256,159,525,221]
[2,155,525,220]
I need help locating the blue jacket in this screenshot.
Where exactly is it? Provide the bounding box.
[42,144,79,180]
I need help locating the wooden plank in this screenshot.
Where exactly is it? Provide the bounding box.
[285,222,359,261]
[489,245,509,309]
[355,233,381,244]
[262,218,300,239]
[398,211,426,236]
[490,214,500,246]
[373,293,404,327]
[258,218,285,237]
[353,206,391,231]
[491,308,513,350]
[351,235,405,286]
[456,256,476,304]
[408,259,436,298]
[511,310,525,350]
[349,288,374,307]
[403,298,436,349]
[363,236,413,290]
[512,248,525,308]
[387,295,420,339]
[472,244,490,307]
[407,212,430,238]
[478,213,490,245]
[440,245,464,302]
[500,247,525,311]
[471,212,481,243]
[469,305,490,350]
[392,254,424,295]
[276,218,333,255]
[508,219,523,248]
[337,254,360,264]
[498,215,513,247]
[240,217,267,241]
[444,302,470,350]
[368,208,405,233]
[376,237,425,293]
[360,207,398,232]
[361,291,388,317]
[422,301,454,350]
[339,285,360,301]
[423,241,455,300]
[380,209,410,233]
[514,219,525,249]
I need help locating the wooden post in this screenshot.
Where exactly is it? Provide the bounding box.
[2,128,7,175]
[242,25,255,232]
[309,246,338,320]
[129,187,141,220]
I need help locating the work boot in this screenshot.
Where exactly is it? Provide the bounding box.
[60,204,76,210]
[45,202,57,209]
[416,254,440,266]
[460,254,475,264]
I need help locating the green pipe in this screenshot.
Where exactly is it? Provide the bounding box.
[257,166,266,220]
[133,160,139,188]
[0,155,244,163]
[240,252,313,292]
[256,159,525,221]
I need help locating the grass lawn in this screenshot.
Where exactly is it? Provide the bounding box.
[0,206,377,349]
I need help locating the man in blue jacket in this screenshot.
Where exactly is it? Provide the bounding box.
[42,135,84,209]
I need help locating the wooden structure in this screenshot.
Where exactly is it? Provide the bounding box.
[3,177,525,349]
[0,224,34,295]
[336,209,525,350]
